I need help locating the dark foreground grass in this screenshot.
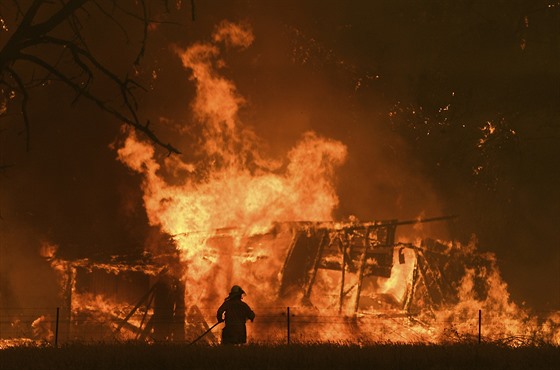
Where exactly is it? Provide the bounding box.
[1,343,559,370]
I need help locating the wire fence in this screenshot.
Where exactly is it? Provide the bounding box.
[1,307,559,347]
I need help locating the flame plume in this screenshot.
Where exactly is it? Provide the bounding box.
[117,21,347,309]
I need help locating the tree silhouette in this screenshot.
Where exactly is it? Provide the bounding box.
[0,0,189,154]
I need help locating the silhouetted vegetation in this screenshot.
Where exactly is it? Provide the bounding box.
[2,342,560,370]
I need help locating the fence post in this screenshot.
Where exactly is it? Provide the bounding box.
[55,307,60,348]
[478,309,481,344]
[287,307,290,345]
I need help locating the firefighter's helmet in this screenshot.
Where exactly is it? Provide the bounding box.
[229,285,245,296]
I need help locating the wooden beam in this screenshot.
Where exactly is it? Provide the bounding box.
[353,227,370,314]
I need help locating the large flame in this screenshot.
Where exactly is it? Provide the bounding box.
[116,21,347,309]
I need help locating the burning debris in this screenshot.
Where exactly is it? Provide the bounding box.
[278,216,459,314]
[23,216,557,345]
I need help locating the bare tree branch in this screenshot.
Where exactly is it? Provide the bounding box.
[134,0,149,66]
[6,66,30,150]
[91,1,131,44]
[18,51,178,154]
[191,0,195,21]
[0,0,181,154]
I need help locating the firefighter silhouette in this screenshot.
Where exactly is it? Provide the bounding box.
[216,285,255,344]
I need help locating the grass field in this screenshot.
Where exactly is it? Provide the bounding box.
[1,343,559,370]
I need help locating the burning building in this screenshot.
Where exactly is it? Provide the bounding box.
[38,214,559,345]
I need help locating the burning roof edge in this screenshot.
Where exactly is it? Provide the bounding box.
[46,251,169,276]
[173,215,458,237]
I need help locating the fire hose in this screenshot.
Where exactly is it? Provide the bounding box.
[188,321,222,346]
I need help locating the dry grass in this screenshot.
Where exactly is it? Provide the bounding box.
[1,342,559,370]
